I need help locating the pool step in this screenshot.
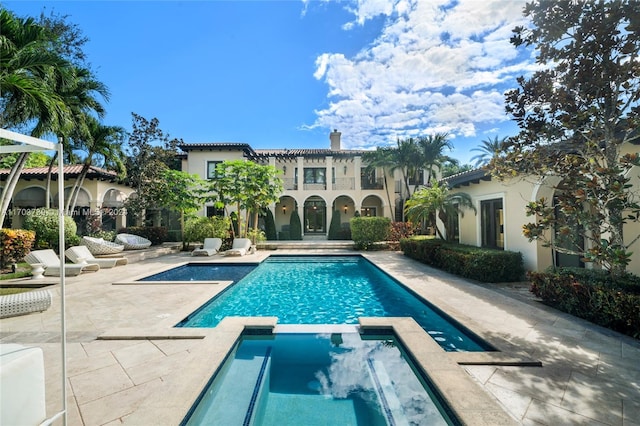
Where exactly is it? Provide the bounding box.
[184,345,271,425]
[366,358,410,426]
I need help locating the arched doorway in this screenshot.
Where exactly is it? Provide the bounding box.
[54,187,91,233]
[102,189,127,231]
[12,186,48,228]
[304,196,326,235]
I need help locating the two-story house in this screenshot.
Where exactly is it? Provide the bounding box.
[179,130,424,239]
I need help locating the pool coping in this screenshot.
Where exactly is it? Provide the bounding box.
[98,317,521,425]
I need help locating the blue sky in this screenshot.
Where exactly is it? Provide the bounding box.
[4,0,534,164]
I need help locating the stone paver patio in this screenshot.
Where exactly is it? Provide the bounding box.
[1,247,639,425]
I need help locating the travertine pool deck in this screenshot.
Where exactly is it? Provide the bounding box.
[1,248,639,425]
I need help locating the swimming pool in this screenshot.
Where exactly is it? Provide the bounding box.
[182,332,458,426]
[175,256,490,352]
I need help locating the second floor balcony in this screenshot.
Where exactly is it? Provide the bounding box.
[361,177,384,190]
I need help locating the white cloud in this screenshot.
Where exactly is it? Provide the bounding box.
[309,0,534,151]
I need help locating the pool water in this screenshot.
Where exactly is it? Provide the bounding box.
[176,256,488,352]
[182,333,458,426]
[139,263,257,282]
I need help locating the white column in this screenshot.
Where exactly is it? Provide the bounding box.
[326,156,333,191]
[296,156,304,191]
[354,156,362,192]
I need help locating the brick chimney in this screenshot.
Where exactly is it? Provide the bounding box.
[330,129,341,150]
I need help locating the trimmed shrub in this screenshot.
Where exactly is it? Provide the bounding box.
[529,268,640,339]
[400,237,524,282]
[328,210,341,240]
[1,229,35,268]
[338,222,352,240]
[264,209,277,241]
[289,209,302,240]
[278,231,290,240]
[183,216,231,246]
[351,216,391,250]
[23,208,77,251]
[118,226,168,246]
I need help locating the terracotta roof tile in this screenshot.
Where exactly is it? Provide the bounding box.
[0,165,119,180]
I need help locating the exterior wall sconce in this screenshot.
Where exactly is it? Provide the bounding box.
[282,206,287,214]
[344,205,348,214]
[282,165,287,175]
[343,165,348,175]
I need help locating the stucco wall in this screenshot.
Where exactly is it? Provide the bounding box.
[452,177,541,272]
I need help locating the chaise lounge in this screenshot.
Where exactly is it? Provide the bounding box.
[81,236,125,255]
[191,238,223,256]
[65,246,128,268]
[115,233,152,250]
[223,238,252,256]
[24,249,100,276]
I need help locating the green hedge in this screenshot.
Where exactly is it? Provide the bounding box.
[400,237,524,282]
[530,268,640,339]
[351,217,391,250]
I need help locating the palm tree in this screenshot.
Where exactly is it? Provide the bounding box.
[392,137,423,197]
[45,66,109,208]
[0,9,72,132]
[0,8,75,225]
[470,136,508,167]
[0,9,109,224]
[404,182,475,241]
[66,117,125,213]
[362,146,396,219]
[417,133,456,185]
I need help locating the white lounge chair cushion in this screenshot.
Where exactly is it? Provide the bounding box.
[115,233,152,250]
[224,238,252,256]
[192,238,223,256]
[66,246,127,268]
[0,344,46,426]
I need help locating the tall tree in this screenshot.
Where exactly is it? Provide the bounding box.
[66,117,125,213]
[490,0,640,276]
[205,160,282,239]
[393,137,423,198]
[417,133,456,184]
[150,169,205,248]
[123,113,181,222]
[362,146,396,219]
[0,8,106,224]
[0,8,73,225]
[470,136,508,167]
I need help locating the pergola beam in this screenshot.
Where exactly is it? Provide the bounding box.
[0,128,56,151]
